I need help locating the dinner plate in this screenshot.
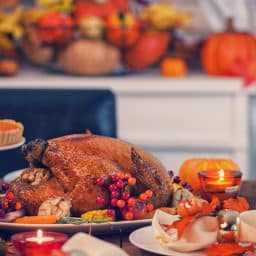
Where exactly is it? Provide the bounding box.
[0,137,25,151]
[3,169,24,183]
[129,226,205,256]
[0,219,151,235]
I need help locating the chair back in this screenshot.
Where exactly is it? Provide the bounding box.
[0,88,116,175]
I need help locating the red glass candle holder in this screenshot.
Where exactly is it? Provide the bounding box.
[198,170,242,201]
[11,230,68,256]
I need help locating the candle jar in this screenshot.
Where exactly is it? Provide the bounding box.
[198,170,242,201]
[11,231,68,256]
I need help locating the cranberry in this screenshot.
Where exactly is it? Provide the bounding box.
[96,178,105,187]
[111,191,119,199]
[5,191,14,201]
[116,180,124,189]
[121,192,130,201]
[109,184,117,192]
[111,198,118,207]
[96,196,105,205]
[110,174,118,183]
[107,209,115,217]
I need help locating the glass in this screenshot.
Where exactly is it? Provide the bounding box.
[198,170,242,201]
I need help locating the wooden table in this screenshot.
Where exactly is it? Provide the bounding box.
[0,180,255,256]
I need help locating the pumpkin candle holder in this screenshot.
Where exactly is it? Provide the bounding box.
[198,170,242,201]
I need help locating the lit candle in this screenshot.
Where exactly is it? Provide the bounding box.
[198,169,242,201]
[11,230,68,256]
[26,229,54,244]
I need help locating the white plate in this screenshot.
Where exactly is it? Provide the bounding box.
[129,226,205,256]
[0,219,151,235]
[0,137,25,151]
[3,169,24,183]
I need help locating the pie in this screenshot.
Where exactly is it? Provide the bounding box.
[0,119,24,146]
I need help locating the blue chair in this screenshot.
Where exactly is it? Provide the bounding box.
[0,89,116,175]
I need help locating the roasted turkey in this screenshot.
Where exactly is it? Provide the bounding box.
[10,134,171,216]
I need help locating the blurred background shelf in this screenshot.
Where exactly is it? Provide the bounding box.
[1,68,255,179]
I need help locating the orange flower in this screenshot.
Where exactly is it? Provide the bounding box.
[223,197,249,213]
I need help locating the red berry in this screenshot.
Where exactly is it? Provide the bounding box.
[117,172,125,180]
[124,173,131,180]
[116,180,124,189]
[124,211,134,220]
[146,203,154,212]
[121,192,130,201]
[128,197,136,207]
[128,177,136,186]
[117,199,125,208]
[111,191,119,199]
[107,209,115,217]
[1,182,10,191]
[14,202,22,210]
[109,184,117,192]
[96,196,105,205]
[3,200,9,209]
[111,198,118,207]
[110,174,118,183]
[145,190,153,198]
[139,193,148,201]
[5,191,14,201]
[96,178,104,187]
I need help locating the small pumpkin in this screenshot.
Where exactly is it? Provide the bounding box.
[201,18,256,77]
[160,57,187,77]
[178,158,240,195]
[105,12,139,48]
[124,31,170,70]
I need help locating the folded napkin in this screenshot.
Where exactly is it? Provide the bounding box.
[240,210,256,243]
[152,209,219,252]
[62,233,129,256]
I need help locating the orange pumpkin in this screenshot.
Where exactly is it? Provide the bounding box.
[201,19,256,76]
[160,57,187,77]
[105,12,139,48]
[178,159,240,195]
[124,31,170,70]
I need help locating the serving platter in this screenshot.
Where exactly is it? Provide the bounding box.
[0,137,25,151]
[129,226,205,256]
[0,219,151,235]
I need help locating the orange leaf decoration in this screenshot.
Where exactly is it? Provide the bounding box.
[223,197,249,213]
[199,196,220,217]
[206,243,254,256]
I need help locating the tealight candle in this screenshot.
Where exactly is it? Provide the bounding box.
[11,229,68,256]
[198,169,242,201]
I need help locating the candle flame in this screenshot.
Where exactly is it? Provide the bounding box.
[218,169,225,182]
[37,229,43,244]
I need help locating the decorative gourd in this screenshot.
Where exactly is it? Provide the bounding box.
[37,12,74,45]
[124,31,170,70]
[201,18,256,77]
[160,57,187,77]
[74,0,128,20]
[58,39,120,75]
[178,158,240,194]
[105,12,139,48]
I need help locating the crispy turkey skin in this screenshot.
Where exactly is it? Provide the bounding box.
[11,134,171,216]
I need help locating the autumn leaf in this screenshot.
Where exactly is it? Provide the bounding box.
[223,197,250,213]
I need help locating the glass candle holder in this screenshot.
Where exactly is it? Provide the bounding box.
[198,169,242,201]
[11,229,68,256]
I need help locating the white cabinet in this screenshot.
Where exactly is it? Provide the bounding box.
[0,69,250,178]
